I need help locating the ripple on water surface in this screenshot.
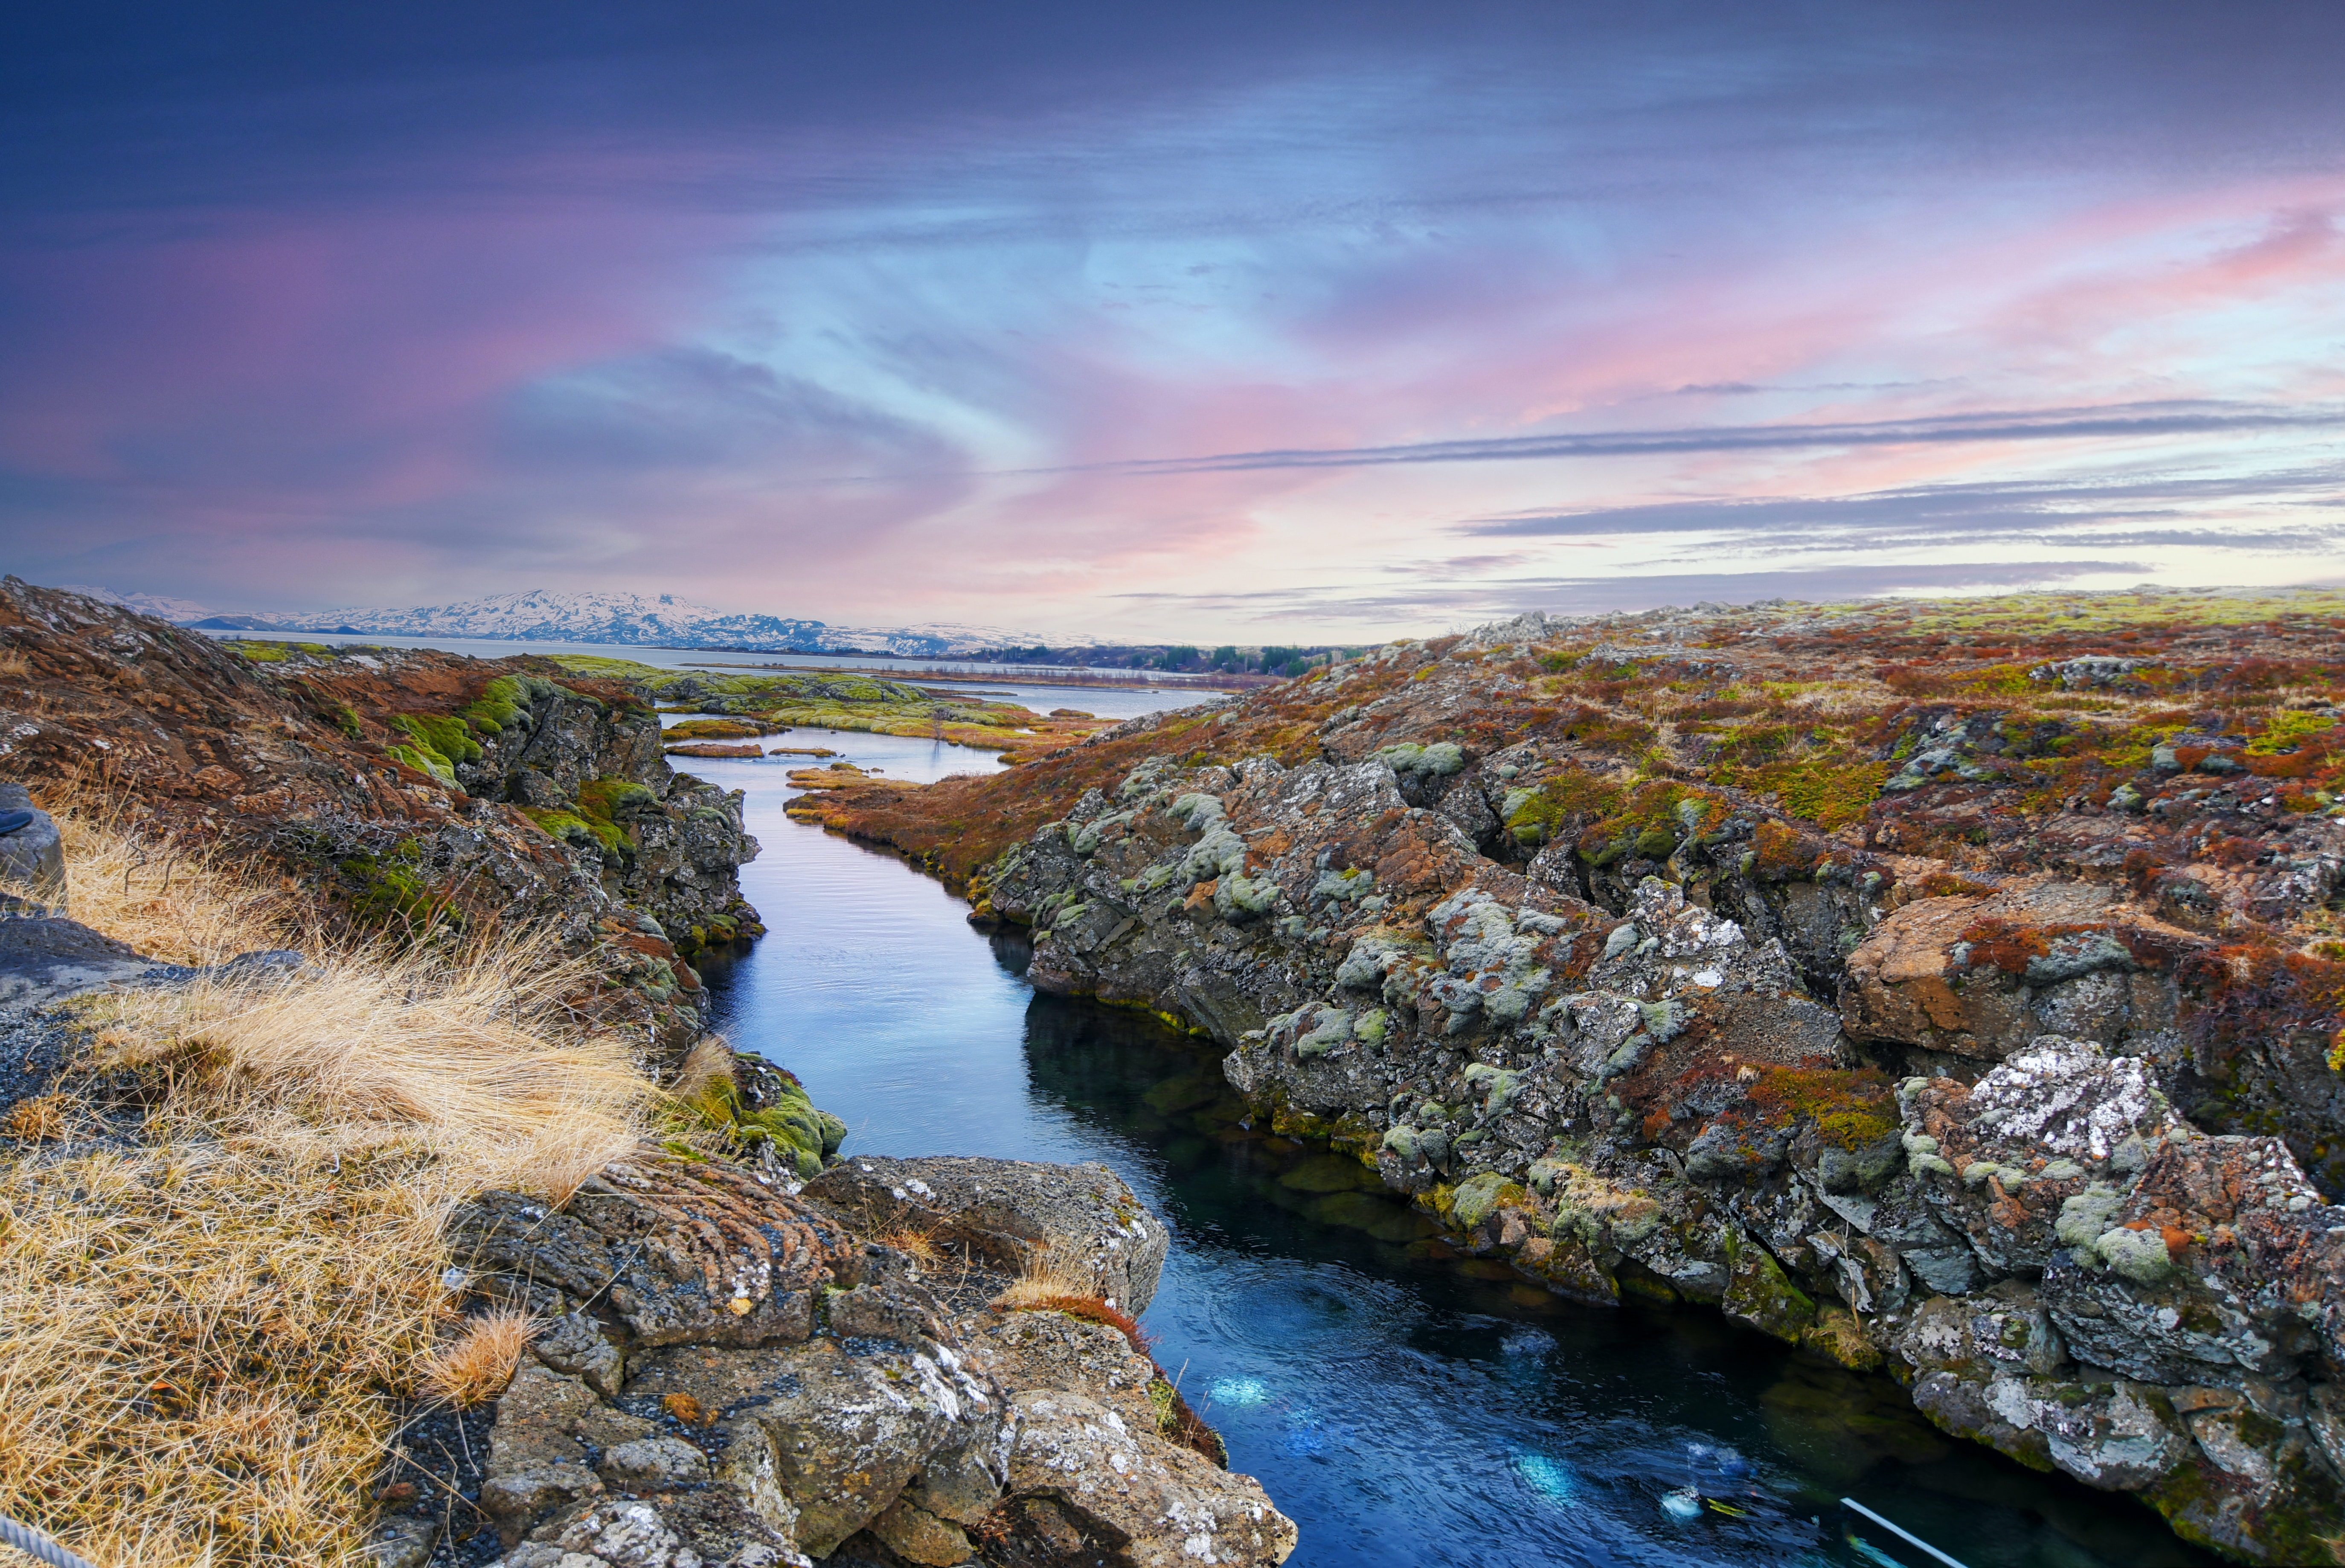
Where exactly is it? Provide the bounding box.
[684,729,2212,1568]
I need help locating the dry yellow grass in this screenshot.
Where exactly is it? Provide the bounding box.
[0,1093,64,1142]
[0,794,660,1567]
[417,1307,542,1409]
[668,1034,735,1101]
[38,787,288,965]
[988,1246,1101,1310]
[877,1225,944,1267]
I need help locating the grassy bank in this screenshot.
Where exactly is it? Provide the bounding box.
[0,797,657,1567]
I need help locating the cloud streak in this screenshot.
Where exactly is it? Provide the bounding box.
[1033,402,2345,480]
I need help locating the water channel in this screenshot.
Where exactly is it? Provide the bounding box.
[674,700,2206,1568]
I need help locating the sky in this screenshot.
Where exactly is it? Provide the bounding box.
[3,1,2342,642]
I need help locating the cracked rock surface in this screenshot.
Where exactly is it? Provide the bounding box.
[426,1149,1291,1568]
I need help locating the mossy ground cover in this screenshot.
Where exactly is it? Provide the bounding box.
[790,587,2343,914]
[520,774,650,858]
[549,655,1113,755]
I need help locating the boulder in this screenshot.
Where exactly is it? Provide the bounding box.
[478,1363,648,1544]
[0,786,65,917]
[617,1319,1005,1559]
[0,917,160,1008]
[994,1389,1297,1568]
[450,1156,848,1345]
[1839,883,2199,1062]
[1909,1369,2193,1490]
[805,1155,1170,1312]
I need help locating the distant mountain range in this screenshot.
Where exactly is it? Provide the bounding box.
[63,587,1090,657]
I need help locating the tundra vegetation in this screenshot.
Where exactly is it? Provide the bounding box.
[546,656,1116,760]
[793,586,2345,1563]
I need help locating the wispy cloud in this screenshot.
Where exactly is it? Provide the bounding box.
[1459,462,2345,542]
[1105,558,2139,624]
[1037,402,2345,479]
[6,6,2345,638]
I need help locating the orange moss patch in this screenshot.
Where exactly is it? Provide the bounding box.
[1743,1066,1899,1149]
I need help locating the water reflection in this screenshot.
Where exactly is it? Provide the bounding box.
[691,734,2206,1568]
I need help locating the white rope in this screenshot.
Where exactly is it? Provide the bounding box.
[0,1513,102,1568]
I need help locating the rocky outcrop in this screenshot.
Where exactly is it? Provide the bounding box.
[433,1148,1294,1568]
[1839,879,2206,1066]
[0,578,764,1054]
[793,599,2345,1562]
[805,1156,1172,1314]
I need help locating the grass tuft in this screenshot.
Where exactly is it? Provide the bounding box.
[417,1308,541,1408]
[40,788,286,965]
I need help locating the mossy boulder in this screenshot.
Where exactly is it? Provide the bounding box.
[1448,1170,1532,1233]
[1720,1227,1817,1343]
[683,1053,846,1179]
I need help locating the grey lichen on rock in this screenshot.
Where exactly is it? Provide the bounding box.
[448,1139,1290,1568]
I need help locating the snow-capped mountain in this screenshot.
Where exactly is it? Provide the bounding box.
[134,587,1078,656]
[60,584,217,624]
[293,590,831,648]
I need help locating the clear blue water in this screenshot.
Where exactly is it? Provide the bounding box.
[686,724,2207,1568]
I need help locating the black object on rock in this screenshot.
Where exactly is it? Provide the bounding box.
[0,811,34,837]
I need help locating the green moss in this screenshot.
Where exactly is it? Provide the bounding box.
[232,642,288,662]
[395,712,481,764]
[336,846,461,935]
[386,743,456,788]
[1573,781,1725,866]
[1504,769,1626,846]
[685,1060,848,1178]
[1721,1228,1817,1342]
[458,674,551,734]
[577,776,657,822]
[1449,1171,1532,1231]
[2248,708,2336,755]
[521,807,622,855]
[1774,759,1887,830]
[520,775,657,858]
[329,702,362,740]
[389,713,481,790]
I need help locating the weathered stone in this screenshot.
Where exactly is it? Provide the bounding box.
[552,1158,843,1350]
[479,1365,618,1545]
[1840,884,2196,1063]
[535,1311,627,1398]
[635,1333,1003,1558]
[361,1515,439,1568]
[868,1495,976,1565]
[805,1154,1169,1313]
[495,1499,732,1568]
[1912,1370,2192,1490]
[597,1437,711,1491]
[1000,1389,1297,1568]
[0,793,66,918]
[974,1306,1166,1440]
